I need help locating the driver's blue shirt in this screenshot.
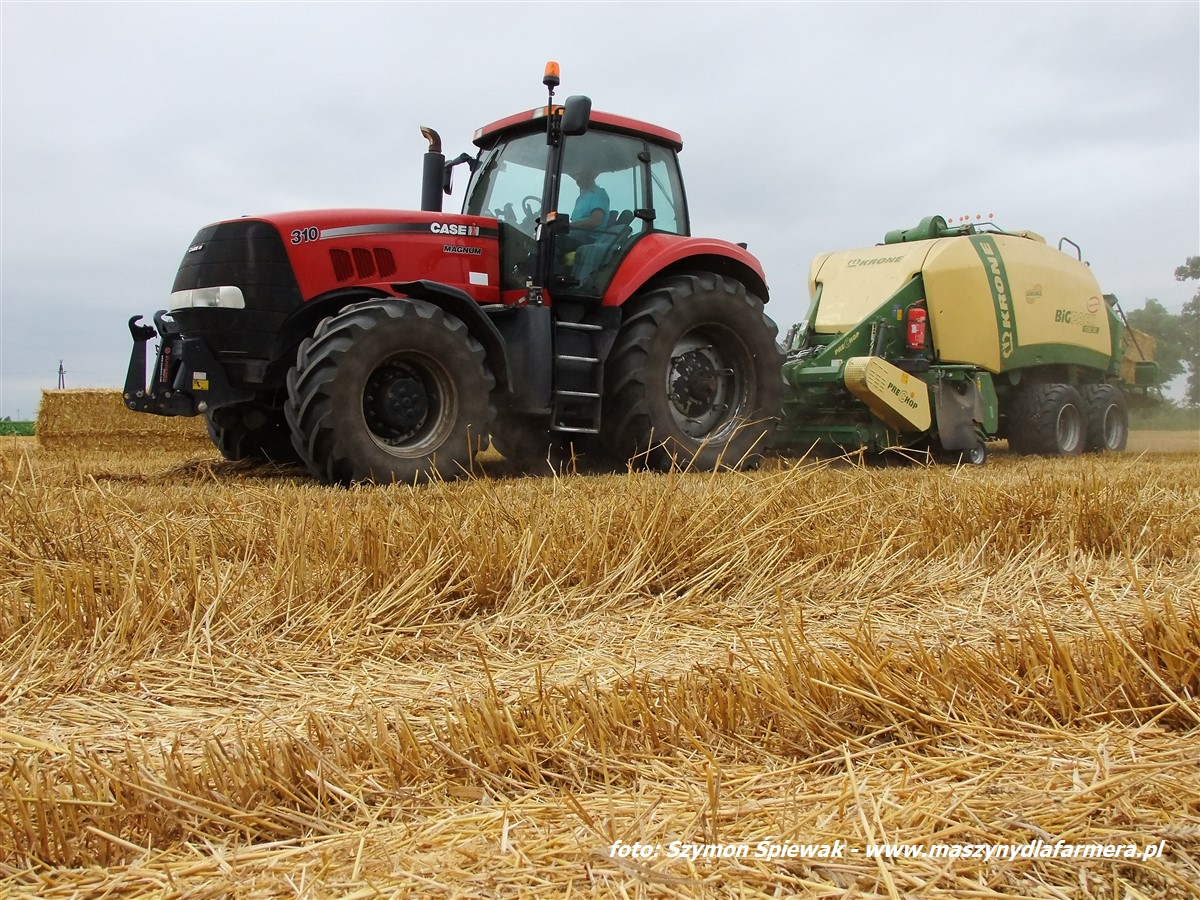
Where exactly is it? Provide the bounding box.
[572,186,610,225]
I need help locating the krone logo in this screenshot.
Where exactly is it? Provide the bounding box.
[978,240,1015,359]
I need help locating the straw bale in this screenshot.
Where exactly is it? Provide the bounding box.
[35,388,210,452]
[1121,326,1158,384]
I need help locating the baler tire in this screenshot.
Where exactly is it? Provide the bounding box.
[284,299,494,485]
[963,439,988,466]
[205,401,300,464]
[601,272,783,471]
[1080,384,1129,453]
[929,436,987,466]
[1009,382,1086,456]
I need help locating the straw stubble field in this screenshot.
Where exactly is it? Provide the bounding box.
[1,394,1199,897]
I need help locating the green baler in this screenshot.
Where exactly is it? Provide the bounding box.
[774,216,1159,462]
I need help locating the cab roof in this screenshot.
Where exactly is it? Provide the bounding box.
[473,106,684,151]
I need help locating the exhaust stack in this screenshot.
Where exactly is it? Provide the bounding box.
[420,126,444,212]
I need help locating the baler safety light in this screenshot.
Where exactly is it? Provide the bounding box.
[543,61,561,88]
[906,307,928,351]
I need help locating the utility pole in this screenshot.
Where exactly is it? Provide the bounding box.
[57,360,66,389]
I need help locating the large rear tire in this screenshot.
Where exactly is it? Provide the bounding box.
[1008,382,1086,456]
[1080,384,1129,452]
[601,273,783,470]
[285,299,494,485]
[205,400,299,464]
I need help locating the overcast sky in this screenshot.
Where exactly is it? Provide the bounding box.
[1,1,1197,420]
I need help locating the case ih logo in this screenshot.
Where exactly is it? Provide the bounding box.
[431,223,481,237]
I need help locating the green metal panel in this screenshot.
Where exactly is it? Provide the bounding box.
[975,371,998,433]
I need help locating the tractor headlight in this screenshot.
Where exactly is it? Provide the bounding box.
[168,286,246,310]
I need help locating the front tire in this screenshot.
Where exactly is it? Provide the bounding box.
[205,399,300,464]
[601,273,783,470]
[1081,384,1129,452]
[285,299,494,485]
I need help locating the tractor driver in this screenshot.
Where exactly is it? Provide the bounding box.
[570,166,610,230]
[561,165,614,288]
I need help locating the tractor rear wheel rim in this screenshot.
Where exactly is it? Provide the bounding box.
[666,328,748,439]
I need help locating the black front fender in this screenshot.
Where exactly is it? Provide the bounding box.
[392,280,513,393]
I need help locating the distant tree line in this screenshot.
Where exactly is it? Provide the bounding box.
[1126,256,1200,408]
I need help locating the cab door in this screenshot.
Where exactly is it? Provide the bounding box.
[549,131,687,300]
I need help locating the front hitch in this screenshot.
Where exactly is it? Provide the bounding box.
[123,311,196,416]
[123,311,254,417]
[123,316,156,399]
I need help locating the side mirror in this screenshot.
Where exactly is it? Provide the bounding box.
[441,152,476,195]
[562,95,591,136]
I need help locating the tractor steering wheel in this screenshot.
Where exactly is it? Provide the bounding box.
[521,195,543,222]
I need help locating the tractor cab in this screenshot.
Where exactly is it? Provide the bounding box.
[450,64,689,303]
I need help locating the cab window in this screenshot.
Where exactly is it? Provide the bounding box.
[464,132,548,235]
[646,143,688,236]
[554,131,648,296]
[558,131,646,234]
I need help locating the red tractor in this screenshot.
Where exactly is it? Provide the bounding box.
[125,64,783,484]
